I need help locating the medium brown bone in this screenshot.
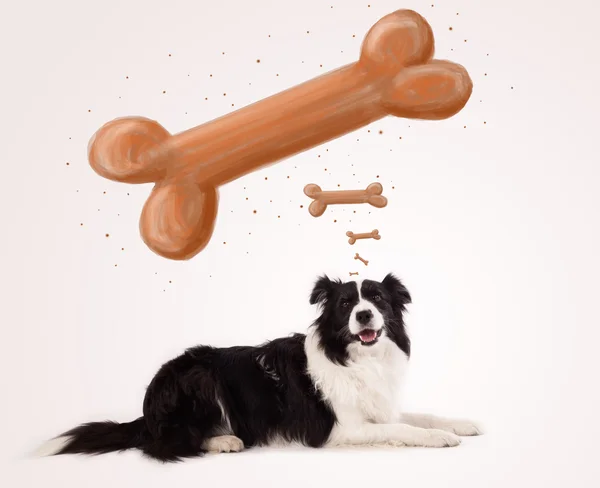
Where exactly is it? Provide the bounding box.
[349,272,359,277]
[87,9,472,260]
[304,183,387,217]
[347,229,381,245]
[354,253,369,266]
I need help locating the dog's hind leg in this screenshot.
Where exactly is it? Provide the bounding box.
[202,435,244,453]
[141,353,228,461]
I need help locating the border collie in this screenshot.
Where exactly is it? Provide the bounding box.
[38,273,481,461]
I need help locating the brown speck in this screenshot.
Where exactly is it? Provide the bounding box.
[223,93,226,96]
[256,59,261,63]
[300,205,304,208]
[485,73,488,76]
[392,186,395,190]
[168,53,172,57]
[484,121,487,125]
[277,215,281,219]
[376,175,380,178]
[449,27,453,31]
[80,223,83,226]
[464,39,467,42]
[334,219,337,223]
[287,175,290,179]
[320,64,323,68]
[125,76,129,79]
[352,34,356,38]
[205,97,208,100]
[307,30,310,34]
[105,234,110,238]
[114,264,117,267]
[223,241,226,245]
[121,248,124,251]
[88,109,91,112]
[210,74,213,77]
[66,162,70,166]
[379,130,383,134]
[464,125,467,128]
[246,197,249,200]
[169,280,172,284]
[103,191,106,195]
[253,210,257,214]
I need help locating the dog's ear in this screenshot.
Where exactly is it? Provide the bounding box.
[310,275,334,305]
[382,273,412,311]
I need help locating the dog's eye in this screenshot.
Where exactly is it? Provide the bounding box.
[341,300,350,308]
[373,295,381,302]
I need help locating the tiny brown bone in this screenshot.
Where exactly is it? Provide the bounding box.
[349,272,359,276]
[346,229,381,245]
[354,253,369,266]
[304,183,387,217]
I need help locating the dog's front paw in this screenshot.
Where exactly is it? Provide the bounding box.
[423,429,461,447]
[441,419,483,437]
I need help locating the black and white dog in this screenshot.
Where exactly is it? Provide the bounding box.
[39,273,481,461]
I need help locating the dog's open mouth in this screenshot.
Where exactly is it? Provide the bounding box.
[355,328,382,346]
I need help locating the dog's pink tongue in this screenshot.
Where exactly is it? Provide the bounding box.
[359,329,377,342]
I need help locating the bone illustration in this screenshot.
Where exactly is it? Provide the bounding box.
[346,229,381,245]
[304,183,387,217]
[349,272,359,277]
[87,9,472,260]
[354,253,369,266]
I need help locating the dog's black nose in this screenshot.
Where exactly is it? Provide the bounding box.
[356,309,373,325]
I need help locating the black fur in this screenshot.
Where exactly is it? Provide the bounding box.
[50,273,411,462]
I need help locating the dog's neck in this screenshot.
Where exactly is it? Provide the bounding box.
[304,328,409,425]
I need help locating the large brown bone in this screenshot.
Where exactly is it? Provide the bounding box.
[88,9,473,260]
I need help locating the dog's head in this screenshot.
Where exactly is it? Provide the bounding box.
[309,273,412,363]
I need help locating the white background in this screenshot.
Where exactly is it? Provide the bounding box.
[2,0,600,486]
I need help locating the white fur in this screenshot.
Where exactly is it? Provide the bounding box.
[202,435,244,453]
[305,327,462,448]
[34,436,71,457]
[401,413,483,436]
[215,397,233,435]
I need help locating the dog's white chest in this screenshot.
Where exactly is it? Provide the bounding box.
[305,332,408,425]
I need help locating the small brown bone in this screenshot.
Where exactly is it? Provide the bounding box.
[354,253,369,266]
[87,9,472,260]
[346,229,381,245]
[304,183,387,217]
[349,272,359,277]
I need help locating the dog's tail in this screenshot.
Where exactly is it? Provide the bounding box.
[36,417,148,458]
